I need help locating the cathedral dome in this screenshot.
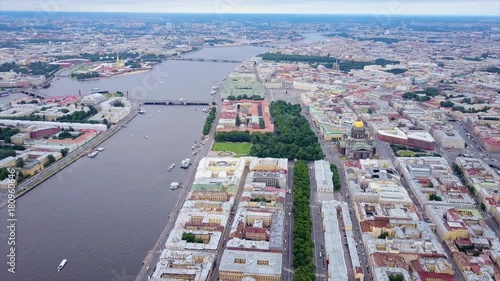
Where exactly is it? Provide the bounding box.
[353,120,365,129]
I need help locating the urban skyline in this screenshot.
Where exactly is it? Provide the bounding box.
[1,0,500,16]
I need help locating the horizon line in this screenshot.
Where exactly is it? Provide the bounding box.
[1,10,499,17]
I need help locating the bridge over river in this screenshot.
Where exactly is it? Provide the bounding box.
[166,57,242,63]
[19,90,48,99]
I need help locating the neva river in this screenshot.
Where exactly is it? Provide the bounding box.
[0,34,325,281]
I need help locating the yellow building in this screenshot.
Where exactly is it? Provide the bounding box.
[442,222,469,241]
[246,211,272,227]
[218,250,282,281]
[320,124,344,141]
[22,160,43,176]
[190,191,229,202]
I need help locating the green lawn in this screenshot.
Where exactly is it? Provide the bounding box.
[398,150,416,157]
[212,142,251,156]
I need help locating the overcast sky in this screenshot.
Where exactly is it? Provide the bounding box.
[1,0,499,16]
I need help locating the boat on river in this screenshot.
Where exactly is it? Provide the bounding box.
[57,259,67,272]
[167,163,175,171]
[87,151,98,158]
[170,182,181,190]
[180,158,191,168]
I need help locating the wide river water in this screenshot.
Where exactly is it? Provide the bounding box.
[0,34,325,281]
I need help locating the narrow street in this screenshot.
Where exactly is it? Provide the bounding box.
[309,162,328,280]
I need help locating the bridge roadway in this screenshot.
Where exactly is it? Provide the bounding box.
[17,90,48,99]
[166,57,242,63]
[141,100,211,106]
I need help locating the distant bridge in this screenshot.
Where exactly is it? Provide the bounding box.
[142,100,211,106]
[166,57,242,63]
[19,90,48,99]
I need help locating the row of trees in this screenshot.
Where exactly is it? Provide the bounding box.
[463,98,485,105]
[56,106,98,123]
[259,53,334,64]
[258,118,265,129]
[0,167,13,181]
[441,98,486,109]
[453,163,475,195]
[0,127,20,143]
[292,161,316,280]
[226,94,264,101]
[0,128,25,161]
[451,105,490,114]
[0,114,46,122]
[53,131,83,140]
[429,194,442,201]
[390,144,424,153]
[403,93,431,102]
[384,68,407,74]
[249,101,324,161]
[125,61,141,69]
[0,144,25,151]
[0,61,59,77]
[0,149,16,161]
[325,34,402,44]
[215,131,251,142]
[259,52,400,72]
[485,66,500,74]
[330,164,341,192]
[402,87,441,102]
[202,107,217,135]
[181,232,204,243]
[71,72,99,80]
[338,58,400,72]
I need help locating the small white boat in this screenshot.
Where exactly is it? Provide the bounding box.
[168,163,175,171]
[58,259,67,272]
[145,136,149,139]
[87,151,98,158]
[179,98,183,101]
[158,110,161,113]
[149,114,152,118]
[180,158,191,168]
[170,182,181,190]
[97,147,105,152]
[138,108,146,114]
[191,145,195,150]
